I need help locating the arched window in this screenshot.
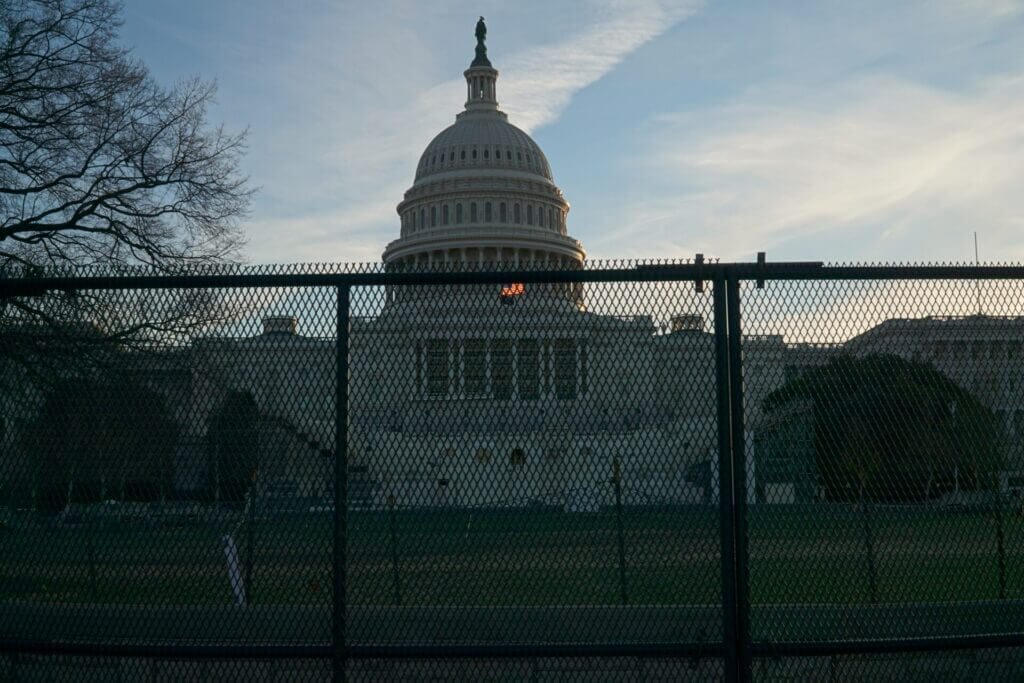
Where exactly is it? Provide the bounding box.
[517,151,522,161]
[420,208,425,229]
[548,209,554,230]
[499,202,507,222]
[472,148,478,160]
[442,204,449,225]
[430,206,437,227]
[538,207,545,227]
[527,205,533,225]
[483,149,490,160]
[460,150,466,160]
[513,203,521,224]
[470,203,478,222]
[485,202,493,222]
[456,203,463,224]
[449,151,454,162]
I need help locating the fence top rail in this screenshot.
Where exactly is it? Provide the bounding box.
[0,261,729,293]
[4,261,1024,293]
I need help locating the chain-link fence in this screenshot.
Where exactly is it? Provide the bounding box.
[2,260,1024,680]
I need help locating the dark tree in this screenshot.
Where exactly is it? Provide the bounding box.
[0,0,250,272]
[0,0,254,397]
[764,354,1003,503]
[207,390,260,502]
[23,374,178,512]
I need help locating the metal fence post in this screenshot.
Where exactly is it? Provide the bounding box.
[725,274,753,682]
[612,457,628,605]
[388,494,403,605]
[712,276,739,681]
[245,487,255,605]
[334,284,350,682]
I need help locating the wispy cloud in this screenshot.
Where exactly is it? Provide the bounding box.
[617,74,1024,262]
[244,0,702,263]
[501,1,704,133]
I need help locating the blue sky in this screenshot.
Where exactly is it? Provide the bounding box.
[121,1,1024,266]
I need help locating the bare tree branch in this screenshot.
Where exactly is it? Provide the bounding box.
[0,0,252,272]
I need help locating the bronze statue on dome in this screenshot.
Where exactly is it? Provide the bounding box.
[471,17,491,67]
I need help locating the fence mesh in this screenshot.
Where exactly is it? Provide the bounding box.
[740,277,1024,647]
[4,261,1024,679]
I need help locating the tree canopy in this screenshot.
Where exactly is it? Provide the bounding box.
[207,390,260,502]
[763,354,1003,503]
[0,0,253,398]
[23,373,178,511]
[1,0,251,273]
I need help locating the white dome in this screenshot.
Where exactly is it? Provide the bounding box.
[414,113,553,183]
[383,19,584,277]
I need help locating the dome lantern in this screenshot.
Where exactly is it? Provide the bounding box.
[465,17,498,112]
[383,18,585,286]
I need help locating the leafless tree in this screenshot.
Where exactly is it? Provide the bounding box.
[0,1,256,443]
[1,0,251,273]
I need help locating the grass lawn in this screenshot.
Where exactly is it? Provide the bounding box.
[2,505,1022,607]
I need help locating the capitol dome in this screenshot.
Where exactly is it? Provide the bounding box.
[383,18,585,274]
[414,116,553,183]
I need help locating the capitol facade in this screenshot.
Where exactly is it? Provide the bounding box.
[189,22,720,509]
[182,22,1024,510]
[7,21,1023,511]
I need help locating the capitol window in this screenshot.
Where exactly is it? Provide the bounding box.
[416,338,588,401]
[472,148,478,159]
[484,149,489,160]
[426,339,450,397]
[527,205,534,225]
[553,338,577,400]
[462,339,487,395]
[470,203,478,221]
[420,209,425,229]
[456,203,463,224]
[430,206,437,227]
[485,202,493,222]
[500,202,507,222]
[513,203,521,224]
[492,338,513,400]
[538,207,545,227]
[442,204,449,225]
[518,339,540,400]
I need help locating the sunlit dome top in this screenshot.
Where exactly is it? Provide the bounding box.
[385,18,583,277]
[414,117,553,183]
[411,17,553,184]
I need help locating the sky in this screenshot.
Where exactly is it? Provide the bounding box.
[121,0,1024,267]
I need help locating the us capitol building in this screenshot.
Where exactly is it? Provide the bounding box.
[7,21,1022,509]
[187,20,1024,509]
[189,20,719,509]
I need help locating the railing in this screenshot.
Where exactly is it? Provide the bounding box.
[3,259,1024,680]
